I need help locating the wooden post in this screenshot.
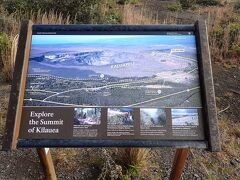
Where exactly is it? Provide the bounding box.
[169,148,189,180]
[37,148,57,180]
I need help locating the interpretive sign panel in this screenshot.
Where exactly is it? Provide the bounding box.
[3,21,220,151]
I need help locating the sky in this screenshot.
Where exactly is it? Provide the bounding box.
[31,35,196,46]
[171,109,198,116]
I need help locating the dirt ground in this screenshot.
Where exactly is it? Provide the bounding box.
[0,63,239,179]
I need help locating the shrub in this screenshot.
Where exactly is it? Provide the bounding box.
[0,10,71,82]
[0,32,9,69]
[2,0,103,23]
[196,0,220,6]
[180,0,220,9]
[0,32,9,52]
[230,43,240,57]
[167,3,182,12]
[0,33,18,82]
[206,5,240,65]
[1,0,124,24]
[104,11,121,24]
[234,0,240,12]
[117,0,140,5]
[179,0,196,9]
[100,0,122,24]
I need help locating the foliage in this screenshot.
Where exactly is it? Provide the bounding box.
[0,34,18,82]
[0,32,9,69]
[117,0,140,5]
[0,32,9,52]
[167,2,182,12]
[100,0,122,24]
[179,0,220,9]
[206,5,240,65]
[234,0,240,12]
[179,0,196,9]
[1,0,125,24]
[2,0,103,23]
[196,0,220,6]
[230,43,240,56]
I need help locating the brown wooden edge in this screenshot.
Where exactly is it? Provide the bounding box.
[2,20,33,151]
[195,20,221,152]
[37,148,57,180]
[169,148,189,180]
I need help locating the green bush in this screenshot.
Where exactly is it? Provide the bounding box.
[99,0,122,24]
[0,32,10,69]
[1,0,124,24]
[0,32,9,52]
[230,43,240,56]
[196,0,220,6]
[229,23,240,34]
[167,3,182,12]
[179,0,220,9]
[235,0,240,12]
[104,11,121,24]
[179,0,196,9]
[117,0,140,5]
[2,0,104,23]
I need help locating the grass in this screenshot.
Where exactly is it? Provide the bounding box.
[51,148,78,171]
[199,4,240,66]
[0,34,18,82]
[116,148,150,179]
[122,2,240,66]
[121,4,178,24]
[0,10,71,82]
[190,116,240,179]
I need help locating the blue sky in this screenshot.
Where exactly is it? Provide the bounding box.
[31,35,196,46]
[171,109,198,116]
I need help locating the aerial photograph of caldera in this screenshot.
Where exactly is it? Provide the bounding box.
[24,34,202,107]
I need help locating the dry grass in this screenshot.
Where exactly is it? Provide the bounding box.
[0,10,71,82]
[98,148,123,180]
[121,4,178,24]
[1,34,18,82]
[122,3,240,66]
[199,5,240,65]
[116,148,150,178]
[13,9,71,25]
[190,116,240,179]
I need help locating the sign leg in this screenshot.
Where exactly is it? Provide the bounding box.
[169,148,189,180]
[37,148,57,180]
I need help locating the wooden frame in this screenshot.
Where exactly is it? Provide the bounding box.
[195,21,221,152]
[2,20,220,152]
[2,20,32,150]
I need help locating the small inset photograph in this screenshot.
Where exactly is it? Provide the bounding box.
[74,108,101,125]
[108,108,134,125]
[140,108,166,126]
[171,109,199,126]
